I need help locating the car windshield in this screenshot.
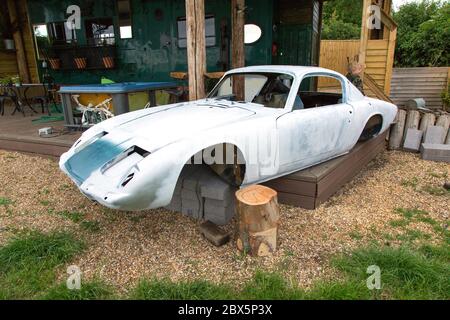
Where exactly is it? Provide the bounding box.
[208,72,294,109]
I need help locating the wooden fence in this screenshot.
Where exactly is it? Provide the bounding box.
[390,67,449,110]
[318,40,360,89]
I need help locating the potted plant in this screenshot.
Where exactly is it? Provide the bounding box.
[44,48,61,70]
[74,57,87,69]
[0,10,14,50]
[100,42,115,69]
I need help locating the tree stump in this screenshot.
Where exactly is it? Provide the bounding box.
[235,185,280,257]
[389,109,406,150]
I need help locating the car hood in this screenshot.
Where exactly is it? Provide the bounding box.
[99,100,258,151]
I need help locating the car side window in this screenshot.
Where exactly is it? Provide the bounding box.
[295,75,344,110]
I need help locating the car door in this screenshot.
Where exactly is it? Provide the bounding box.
[276,75,354,173]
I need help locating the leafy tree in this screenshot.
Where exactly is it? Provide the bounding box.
[393,1,449,67]
[321,0,362,40]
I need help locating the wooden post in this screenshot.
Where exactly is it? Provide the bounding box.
[7,0,30,83]
[359,0,371,80]
[231,0,245,101]
[185,0,206,101]
[235,185,280,257]
[403,110,421,144]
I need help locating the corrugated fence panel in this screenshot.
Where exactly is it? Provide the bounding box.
[390,67,449,109]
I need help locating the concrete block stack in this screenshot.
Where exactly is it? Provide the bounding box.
[165,164,237,225]
[420,144,450,163]
[201,179,237,226]
[403,128,423,152]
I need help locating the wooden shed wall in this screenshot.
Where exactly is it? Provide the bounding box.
[0,51,19,76]
[18,0,39,82]
[364,39,389,93]
[390,67,449,109]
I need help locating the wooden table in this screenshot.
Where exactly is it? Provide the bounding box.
[170,71,226,80]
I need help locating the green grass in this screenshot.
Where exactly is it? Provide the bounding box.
[0,197,13,206]
[332,245,450,299]
[80,220,101,233]
[401,177,419,189]
[422,185,450,196]
[57,210,86,223]
[0,231,85,299]
[130,243,449,300]
[42,280,113,300]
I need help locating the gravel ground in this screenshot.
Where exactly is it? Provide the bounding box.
[0,149,448,292]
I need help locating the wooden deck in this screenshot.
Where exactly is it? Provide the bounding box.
[264,131,387,210]
[0,105,79,157]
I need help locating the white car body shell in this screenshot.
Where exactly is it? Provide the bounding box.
[59,66,398,211]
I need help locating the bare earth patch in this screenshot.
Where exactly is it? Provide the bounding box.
[0,149,448,293]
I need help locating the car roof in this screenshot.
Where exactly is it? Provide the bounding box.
[226,65,344,79]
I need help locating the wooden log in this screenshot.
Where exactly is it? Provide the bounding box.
[419,113,436,131]
[389,109,406,150]
[235,185,280,257]
[403,110,421,143]
[7,0,30,83]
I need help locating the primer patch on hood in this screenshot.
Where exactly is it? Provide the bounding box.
[64,135,130,185]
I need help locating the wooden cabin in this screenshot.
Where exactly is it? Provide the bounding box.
[1,0,325,86]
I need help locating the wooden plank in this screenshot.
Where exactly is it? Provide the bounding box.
[277,192,317,210]
[384,27,397,95]
[316,133,386,200]
[367,40,389,50]
[263,178,317,197]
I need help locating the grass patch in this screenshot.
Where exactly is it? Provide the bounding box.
[422,185,449,196]
[332,245,449,299]
[130,243,449,300]
[389,219,410,228]
[349,231,364,240]
[42,280,113,300]
[57,211,86,223]
[395,208,429,219]
[0,197,13,206]
[401,177,419,189]
[395,229,432,242]
[80,220,101,233]
[0,231,85,299]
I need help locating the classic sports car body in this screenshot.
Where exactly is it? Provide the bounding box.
[60,66,397,211]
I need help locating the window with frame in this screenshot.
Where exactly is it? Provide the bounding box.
[177,15,216,48]
[117,0,133,39]
[48,21,77,44]
[295,76,344,110]
[85,18,116,45]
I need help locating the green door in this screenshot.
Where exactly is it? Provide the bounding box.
[275,24,312,66]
